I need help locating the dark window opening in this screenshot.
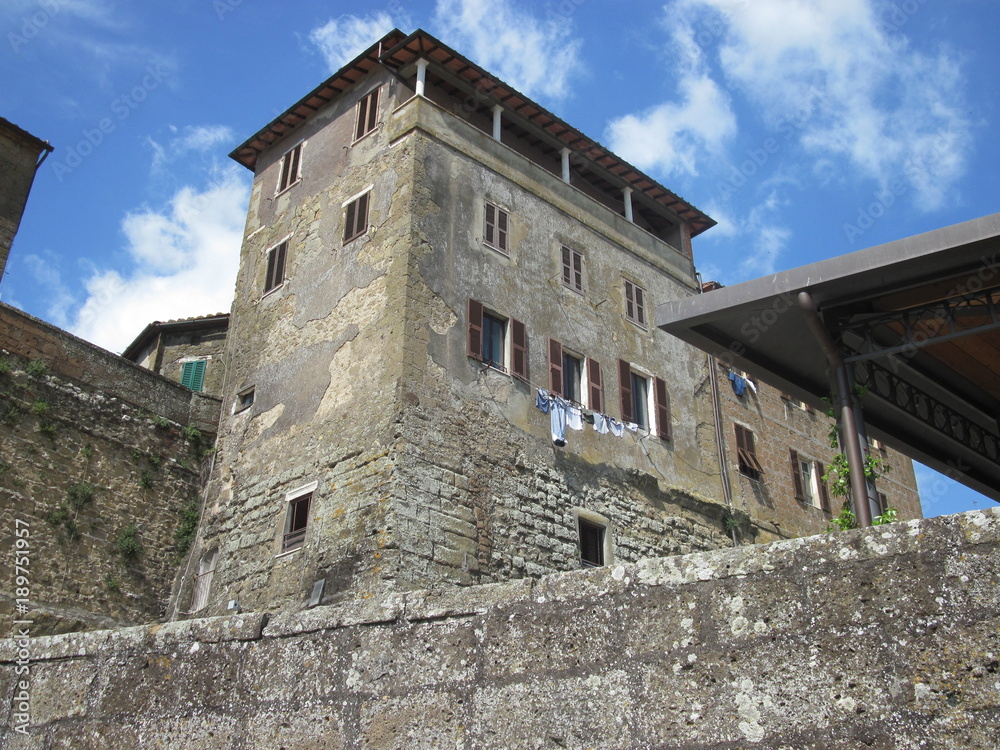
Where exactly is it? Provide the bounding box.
[282,492,312,553]
[631,372,648,430]
[344,192,370,243]
[264,241,288,294]
[355,88,380,140]
[735,424,764,480]
[563,352,582,403]
[482,313,506,371]
[277,143,302,193]
[578,518,605,567]
[237,388,255,412]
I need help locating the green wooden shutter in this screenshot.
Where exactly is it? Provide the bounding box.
[181,360,206,392]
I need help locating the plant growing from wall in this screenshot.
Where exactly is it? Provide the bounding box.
[181,423,202,449]
[175,500,201,557]
[31,399,49,415]
[152,415,170,429]
[114,525,142,559]
[139,470,154,489]
[0,357,10,376]
[67,481,95,509]
[104,574,121,593]
[25,359,46,377]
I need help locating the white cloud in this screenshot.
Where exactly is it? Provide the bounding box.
[606,13,736,177]
[148,124,235,170]
[308,13,398,72]
[432,0,583,101]
[70,167,250,353]
[681,0,971,210]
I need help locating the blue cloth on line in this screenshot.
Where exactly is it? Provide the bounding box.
[729,371,747,397]
[535,388,551,414]
[550,396,567,446]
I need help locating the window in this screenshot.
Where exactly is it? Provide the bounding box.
[618,359,670,439]
[282,487,313,553]
[578,517,605,567]
[466,299,526,379]
[276,143,302,194]
[789,450,829,510]
[782,393,813,413]
[180,360,206,392]
[354,88,380,141]
[735,424,764,480]
[624,279,646,327]
[546,340,603,411]
[561,246,583,293]
[264,240,288,294]
[484,201,509,254]
[236,387,255,413]
[190,548,218,612]
[344,191,370,243]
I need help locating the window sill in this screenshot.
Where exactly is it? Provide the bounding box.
[351,126,381,146]
[274,547,302,560]
[275,179,301,198]
[483,242,510,258]
[261,282,286,300]
[624,317,648,331]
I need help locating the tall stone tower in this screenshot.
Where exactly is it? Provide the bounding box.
[174,29,920,617]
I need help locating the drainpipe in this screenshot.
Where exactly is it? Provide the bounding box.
[798,291,873,527]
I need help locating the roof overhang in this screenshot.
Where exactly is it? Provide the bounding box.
[658,213,1000,502]
[228,29,714,238]
[122,313,230,362]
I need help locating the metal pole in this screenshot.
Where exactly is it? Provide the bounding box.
[798,292,873,527]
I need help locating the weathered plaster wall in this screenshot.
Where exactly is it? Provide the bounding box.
[3,506,997,748]
[0,307,218,635]
[182,70,420,616]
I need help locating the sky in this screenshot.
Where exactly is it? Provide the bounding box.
[2,0,998,518]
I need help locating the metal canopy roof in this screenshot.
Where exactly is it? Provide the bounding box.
[658,213,1000,502]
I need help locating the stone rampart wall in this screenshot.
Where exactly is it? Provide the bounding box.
[3,506,997,748]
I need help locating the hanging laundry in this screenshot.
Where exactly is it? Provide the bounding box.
[608,418,625,438]
[535,388,551,414]
[567,403,584,431]
[550,396,568,446]
[625,421,640,432]
[745,378,757,395]
[593,413,610,435]
[729,371,747,397]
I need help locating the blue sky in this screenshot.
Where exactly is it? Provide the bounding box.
[2,0,997,518]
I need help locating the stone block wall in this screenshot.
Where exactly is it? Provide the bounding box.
[0,306,219,634]
[3,505,997,748]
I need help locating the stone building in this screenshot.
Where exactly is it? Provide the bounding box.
[175,29,919,619]
[122,313,230,398]
[0,117,52,283]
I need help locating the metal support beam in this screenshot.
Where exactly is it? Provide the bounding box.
[799,292,873,527]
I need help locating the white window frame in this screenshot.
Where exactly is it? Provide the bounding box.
[561,245,584,293]
[483,200,510,255]
[275,141,304,195]
[627,364,655,433]
[623,278,647,328]
[277,480,317,557]
[262,234,292,298]
[574,508,613,568]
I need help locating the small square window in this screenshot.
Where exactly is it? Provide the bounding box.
[561,246,583,293]
[355,88,380,141]
[624,279,646,327]
[578,518,605,567]
[180,360,206,392]
[276,143,302,194]
[630,372,649,430]
[236,387,255,412]
[484,202,509,255]
[282,491,312,553]
[466,299,527,379]
[264,240,288,294]
[344,192,370,243]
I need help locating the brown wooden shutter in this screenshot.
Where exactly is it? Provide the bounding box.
[790,449,805,501]
[344,200,357,242]
[356,192,369,236]
[484,203,495,245]
[635,285,646,326]
[511,319,527,380]
[816,460,831,511]
[497,209,508,252]
[265,246,277,290]
[366,89,379,133]
[587,358,603,414]
[287,145,300,185]
[654,376,670,440]
[466,299,483,360]
[548,338,563,396]
[618,359,633,423]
